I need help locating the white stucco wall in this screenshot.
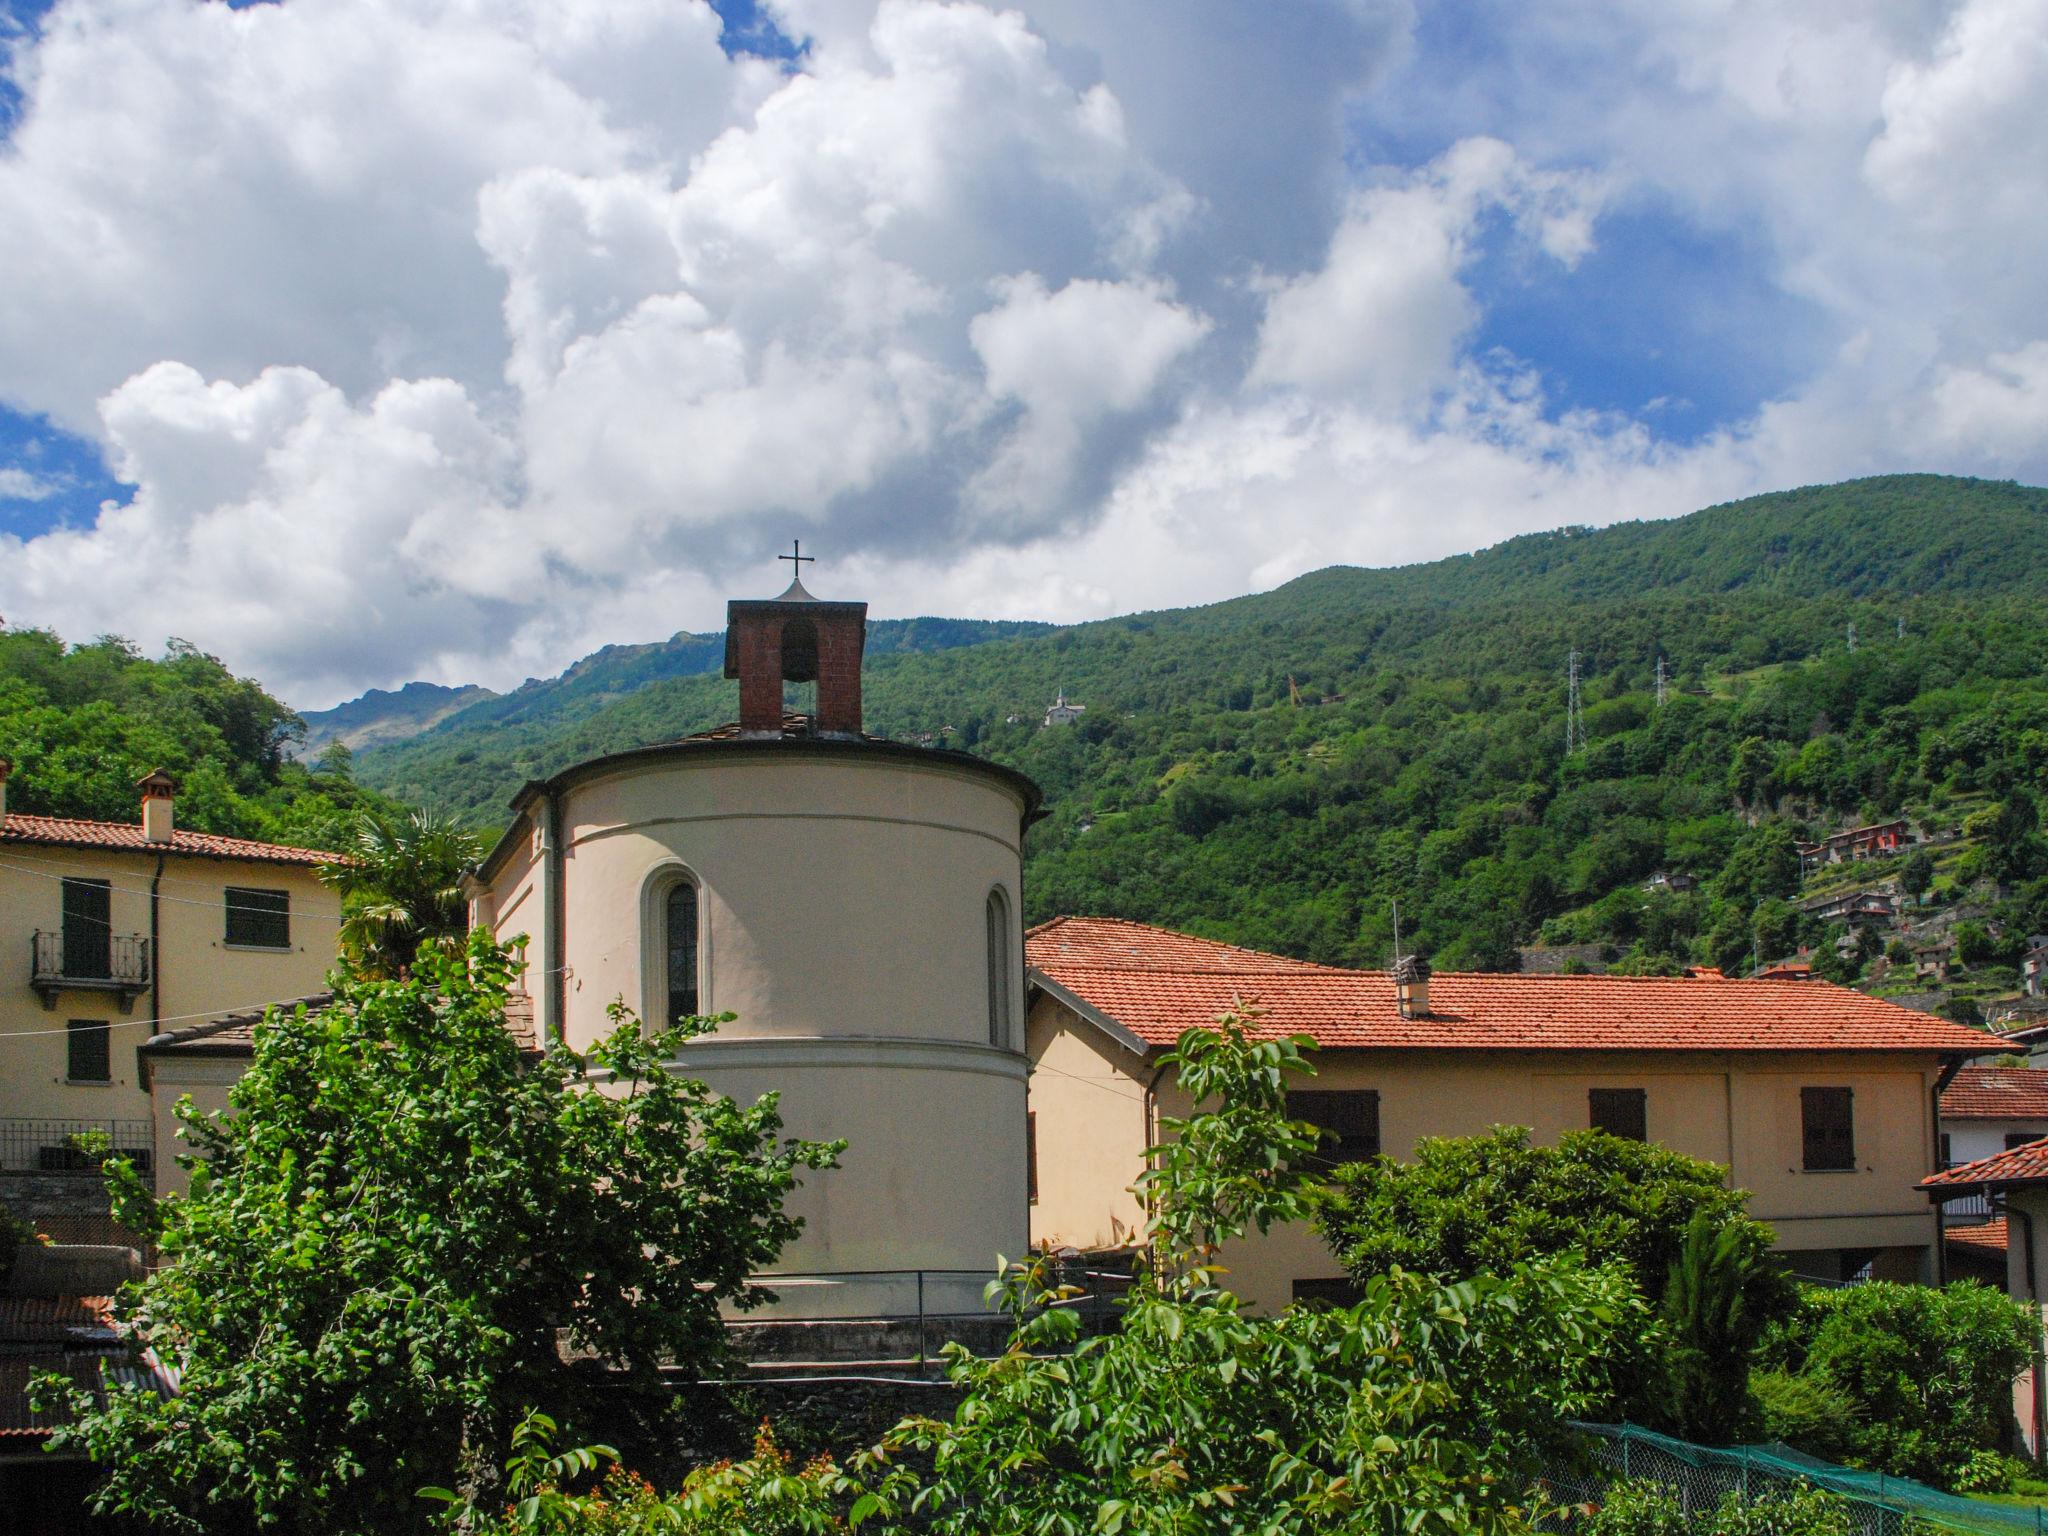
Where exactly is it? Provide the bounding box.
[481,744,1034,1296]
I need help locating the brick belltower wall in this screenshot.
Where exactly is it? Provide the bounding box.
[724,593,869,737]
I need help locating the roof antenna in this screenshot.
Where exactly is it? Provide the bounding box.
[1391,899,1403,969]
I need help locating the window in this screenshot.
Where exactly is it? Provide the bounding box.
[1801,1086,1856,1171]
[225,887,291,949]
[2008,1132,2042,1151]
[665,881,699,1027]
[1941,1132,1953,1165]
[1589,1088,1647,1142]
[986,888,1014,1050]
[1293,1276,1362,1309]
[1288,1089,1380,1167]
[1027,1111,1038,1204]
[67,1019,110,1083]
[61,878,112,978]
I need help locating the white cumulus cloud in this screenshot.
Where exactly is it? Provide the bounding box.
[0,0,2040,705]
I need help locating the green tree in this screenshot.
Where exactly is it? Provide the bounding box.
[1757,1281,2033,1487]
[1656,1211,1775,1442]
[321,806,486,976]
[866,1025,1638,1536]
[1313,1127,1793,1436]
[37,934,841,1533]
[1901,848,1936,901]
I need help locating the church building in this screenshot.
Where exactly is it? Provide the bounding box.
[468,563,1043,1317]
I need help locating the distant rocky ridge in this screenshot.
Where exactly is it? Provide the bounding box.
[298,681,498,756]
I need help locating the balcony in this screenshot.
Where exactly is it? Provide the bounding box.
[30,931,151,1012]
[0,1117,154,1176]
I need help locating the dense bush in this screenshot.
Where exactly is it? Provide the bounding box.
[1315,1126,1793,1437]
[1751,1370,1862,1462]
[1574,1481,1853,1536]
[1757,1281,2033,1487]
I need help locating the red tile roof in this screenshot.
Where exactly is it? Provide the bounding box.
[1942,1067,2048,1121]
[1946,1217,2009,1255]
[1028,916,1999,1055]
[1922,1136,2048,1190]
[1,812,336,866]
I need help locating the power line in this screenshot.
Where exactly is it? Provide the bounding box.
[0,854,348,924]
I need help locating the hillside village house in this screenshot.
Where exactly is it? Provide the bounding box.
[1940,1066,2048,1169]
[1797,819,1910,872]
[1027,917,1996,1312]
[0,762,335,1185]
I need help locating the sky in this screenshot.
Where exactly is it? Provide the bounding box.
[0,0,2044,708]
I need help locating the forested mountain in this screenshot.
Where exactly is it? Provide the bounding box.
[299,681,498,756]
[0,630,395,850]
[351,475,2048,982]
[307,614,1052,759]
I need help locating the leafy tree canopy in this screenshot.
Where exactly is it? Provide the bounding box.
[37,935,841,1534]
[0,626,398,849]
[1312,1126,1793,1436]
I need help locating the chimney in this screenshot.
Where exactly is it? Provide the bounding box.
[0,756,10,824]
[137,768,176,843]
[1393,953,1432,1019]
[723,555,869,738]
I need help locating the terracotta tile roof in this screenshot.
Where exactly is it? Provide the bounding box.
[1942,1067,2048,1121]
[0,1295,115,1346]
[1,812,336,866]
[1028,916,1999,1055]
[1923,1136,2048,1190]
[1946,1217,2009,1255]
[140,994,334,1055]
[141,990,538,1058]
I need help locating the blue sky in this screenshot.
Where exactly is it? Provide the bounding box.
[0,0,2041,703]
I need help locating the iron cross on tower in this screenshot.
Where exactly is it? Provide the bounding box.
[779,540,816,581]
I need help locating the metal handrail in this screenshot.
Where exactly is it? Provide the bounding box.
[0,1116,155,1174]
[30,930,152,986]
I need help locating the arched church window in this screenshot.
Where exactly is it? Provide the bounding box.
[986,887,1013,1050]
[665,880,700,1027]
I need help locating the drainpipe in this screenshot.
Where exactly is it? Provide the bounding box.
[543,788,565,1048]
[136,850,165,1090]
[1933,1055,1967,1285]
[149,850,165,1024]
[2008,1198,2047,1466]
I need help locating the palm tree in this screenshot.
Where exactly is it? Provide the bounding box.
[320,807,483,977]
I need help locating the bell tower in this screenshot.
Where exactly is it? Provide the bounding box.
[723,542,868,738]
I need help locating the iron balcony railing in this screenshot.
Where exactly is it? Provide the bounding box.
[29,930,151,1007]
[0,1117,154,1175]
[1937,1161,1996,1224]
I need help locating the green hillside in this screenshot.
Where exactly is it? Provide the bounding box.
[352,474,2048,978]
[0,630,396,851]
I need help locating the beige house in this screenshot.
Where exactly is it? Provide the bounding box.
[1922,1140,2048,1456]
[469,570,1042,1318]
[0,762,335,1183]
[1027,916,1996,1314]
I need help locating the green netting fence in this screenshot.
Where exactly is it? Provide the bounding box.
[1539,1423,2048,1536]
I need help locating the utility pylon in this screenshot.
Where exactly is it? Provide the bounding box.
[1847,623,1858,654]
[1566,649,1585,756]
[1655,655,1668,710]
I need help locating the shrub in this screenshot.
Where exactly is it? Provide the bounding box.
[1315,1127,1792,1436]
[1578,1481,1853,1536]
[1752,1369,1861,1461]
[1949,1448,2028,1495]
[1757,1282,2032,1487]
